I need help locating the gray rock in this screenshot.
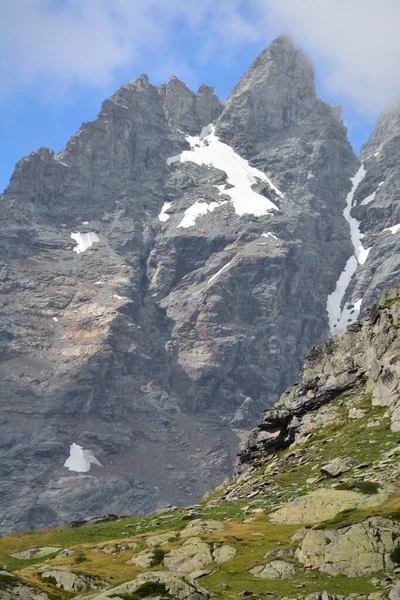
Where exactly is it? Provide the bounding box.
[249,560,296,579]
[41,570,88,592]
[71,571,210,600]
[163,538,212,573]
[296,517,400,576]
[389,582,400,600]
[320,457,356,477]
[10,547,62,560]
[212,544,237,563]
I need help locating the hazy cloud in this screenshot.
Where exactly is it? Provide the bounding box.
[263,0,400,115]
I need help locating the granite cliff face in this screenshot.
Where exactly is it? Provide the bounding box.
[0,34,397,534]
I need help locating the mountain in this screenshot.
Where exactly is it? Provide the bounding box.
[0,33,398,535]
[1,285,399,600]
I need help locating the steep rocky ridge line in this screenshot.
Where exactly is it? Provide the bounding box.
[0,33,392,534]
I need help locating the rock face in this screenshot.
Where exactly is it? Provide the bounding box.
[325,101,400,334]
[1,33,399,534]
[239,284,400,469]
[296,517,400,576]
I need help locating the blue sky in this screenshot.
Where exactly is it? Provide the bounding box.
[1,0,399,193]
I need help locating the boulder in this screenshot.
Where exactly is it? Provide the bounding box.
[249,560,296,579]
[212,544,237,563]
[320,457,356,477]
[269,489,388,524]
[164,538,212,573]
[180,520,224,538]
[349,408,367,419]
[390,582,400,600]
[127,550,157,568]
[10,547,62,560]
[72,570,210,600]
[41,570,88,592]
[296,517,400,576]
[146,532,178,547]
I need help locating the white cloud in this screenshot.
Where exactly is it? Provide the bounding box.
[0,0,262,97]
[1,0,400,115]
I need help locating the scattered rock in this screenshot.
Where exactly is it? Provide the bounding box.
[180,519,224,538]
[68,514,120,528]
[10,547,62,560]
[349,408,367,419]
[127,550,157,568]
[249,560,296,579]
[212,544,237,563]
[145,532,177,547]
[320,457,356,477]
[164,538,212,573]
[41,570,88,592]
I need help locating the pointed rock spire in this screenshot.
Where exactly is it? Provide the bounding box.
[216,35,318,149]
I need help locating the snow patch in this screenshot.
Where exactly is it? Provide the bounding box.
[178,200,226,228]
[64,443,102,473]
[208,260,233,283]
[71,232,100,254]
[168,124,281,218]
[262,232,278,241]
[113,293,128,301]
[82,221,89,225]
[382,223,400,235]
[52,317,58,322]
[158,202,172,222]
[360,189,378,206]
[326,165,371,334]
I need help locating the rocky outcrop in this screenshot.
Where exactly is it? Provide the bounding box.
[73,571,210,600]
[269,489,389,525]
[249,560,296,579]
[296,517,400,576]
[158,78,222,134]
[239,285,400,468]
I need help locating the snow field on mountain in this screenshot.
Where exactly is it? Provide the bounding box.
[167,124,281,225]
[327,165,372,334]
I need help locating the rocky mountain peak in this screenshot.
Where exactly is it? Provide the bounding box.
[157,76,222,135]
[216,35,318,150]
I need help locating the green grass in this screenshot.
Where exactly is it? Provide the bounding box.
[73,551,88,564]
[335,481,380,495]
